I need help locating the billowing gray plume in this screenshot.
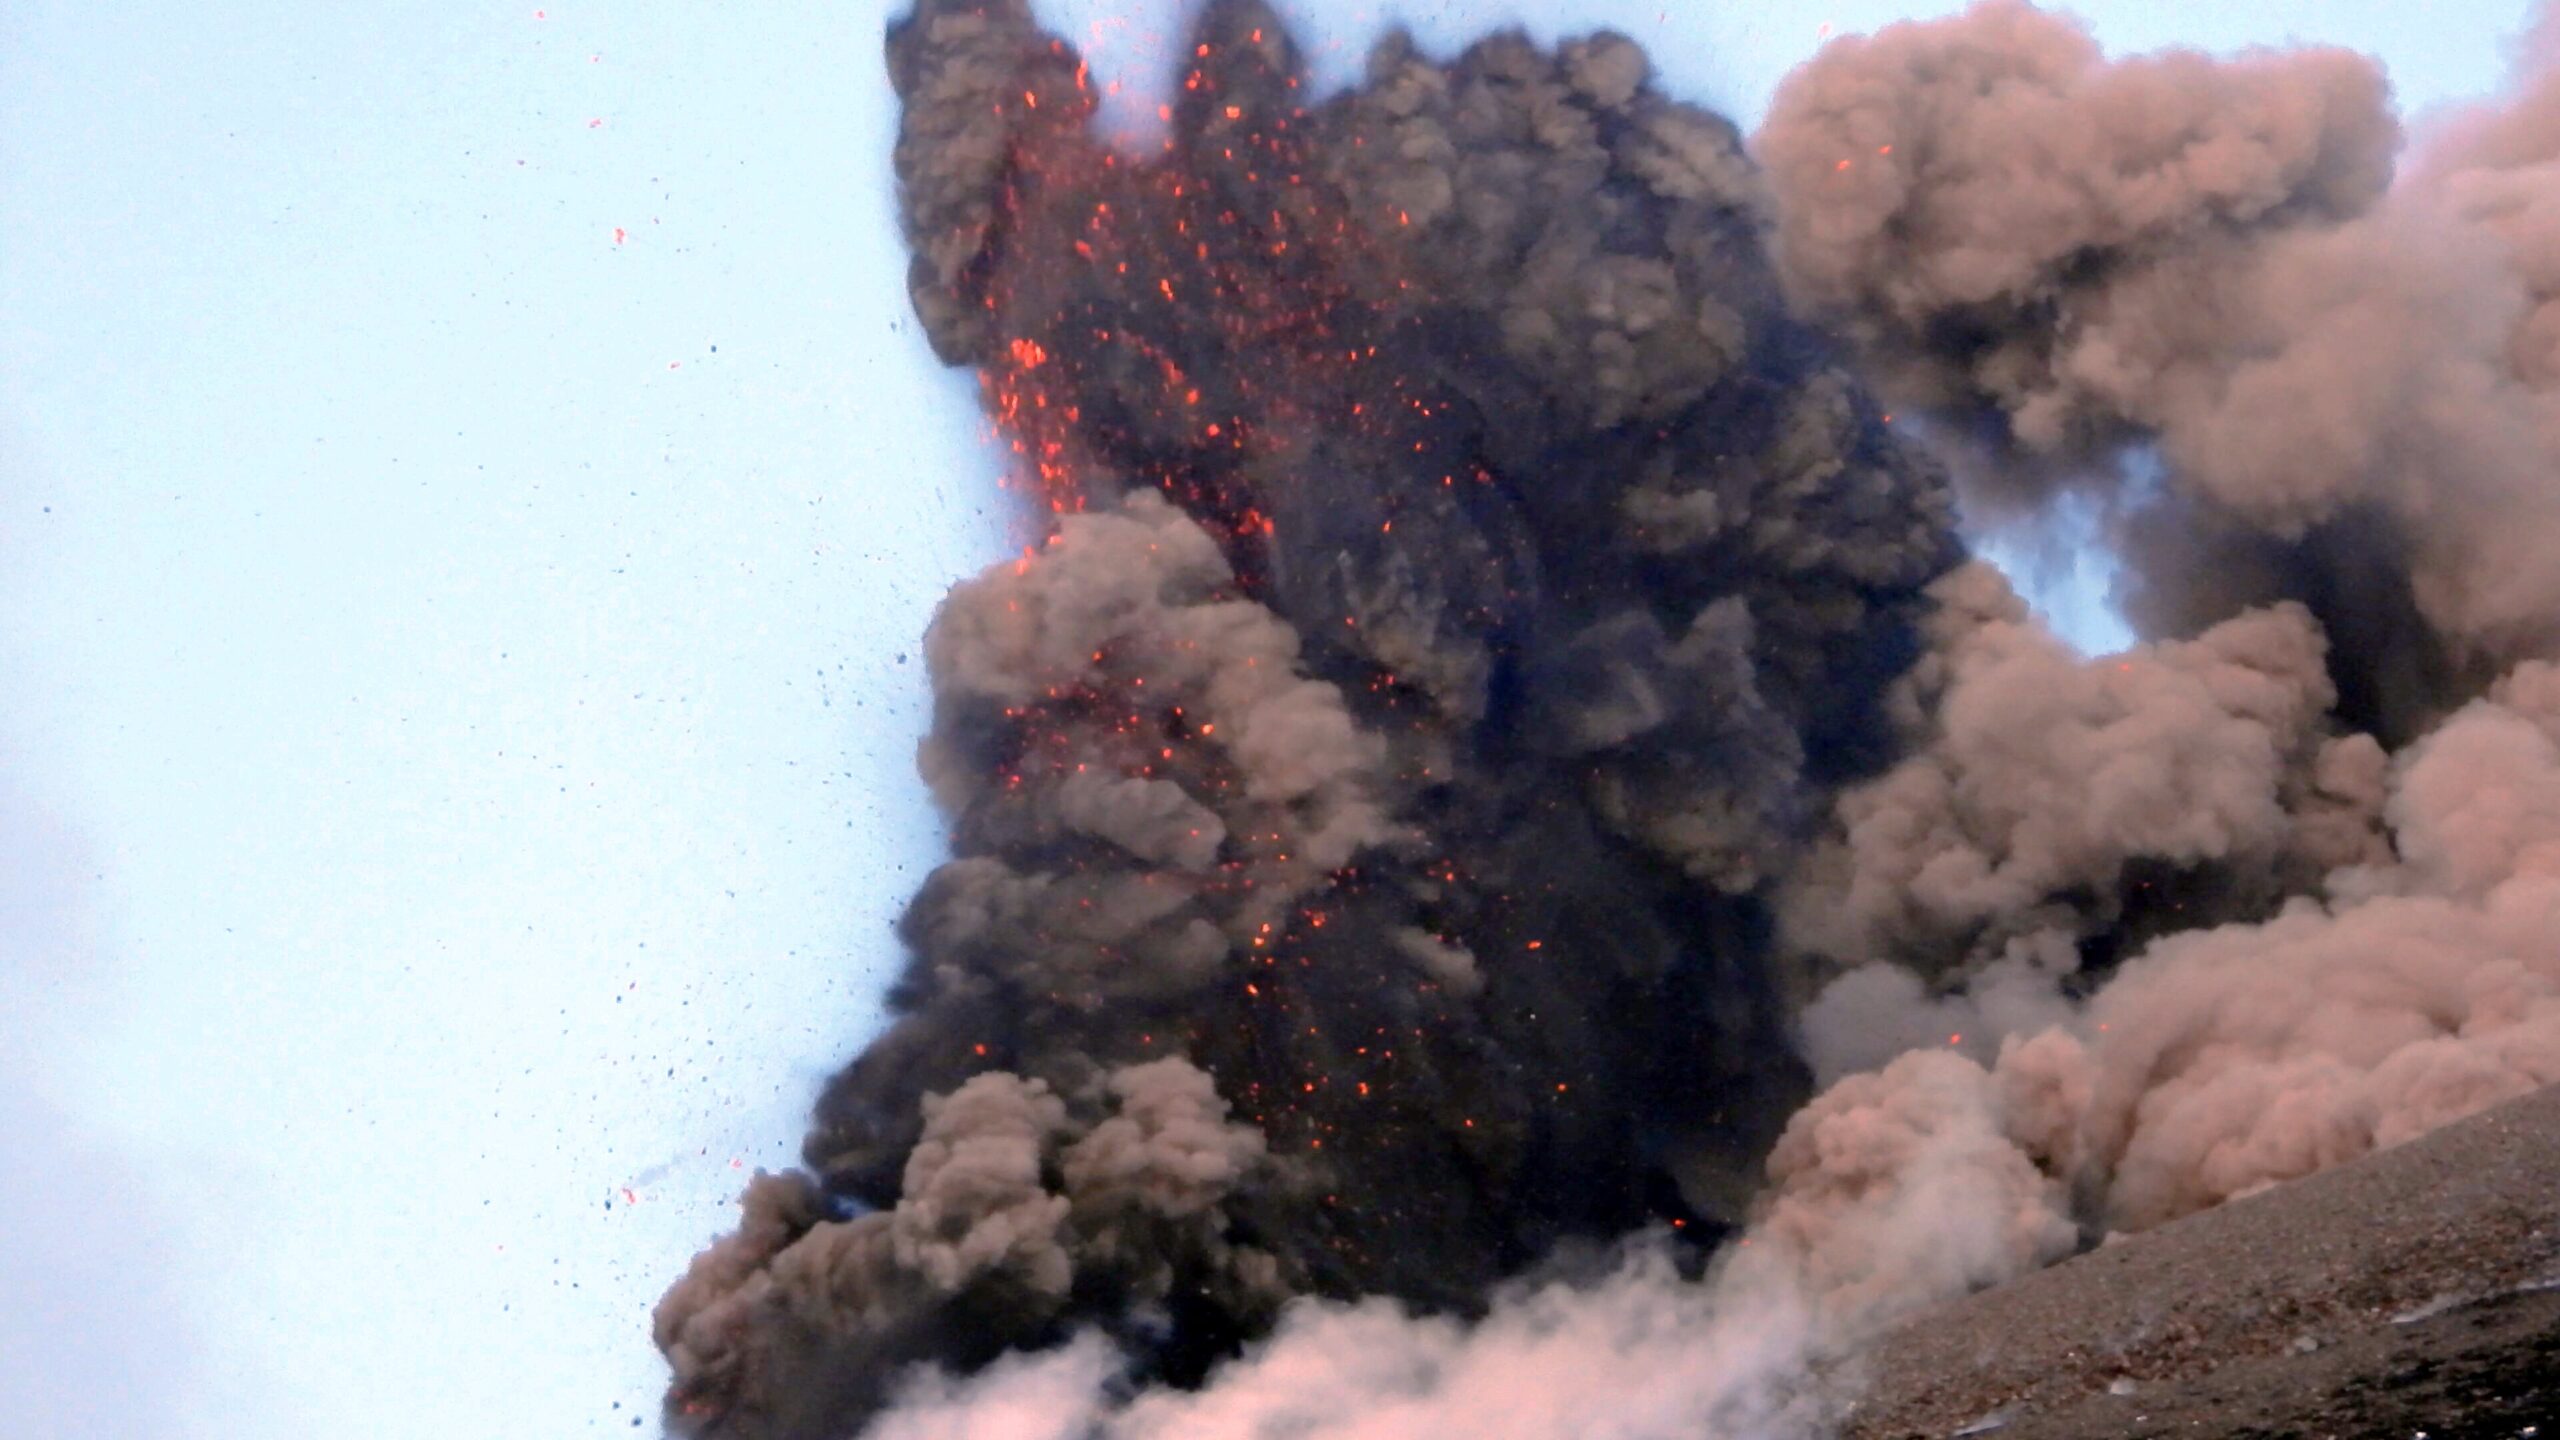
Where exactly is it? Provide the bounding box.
[656,4,2560,1436]
[1758,0,2560,738]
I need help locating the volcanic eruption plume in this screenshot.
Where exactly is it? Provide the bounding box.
[655,3,2560,1435]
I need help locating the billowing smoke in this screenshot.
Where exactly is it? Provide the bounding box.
[1759,0,2560,1230]
[1757,0,2560,736]
[655,3,2560,1435]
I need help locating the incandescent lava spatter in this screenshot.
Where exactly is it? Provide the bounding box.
[653,2,1960,1434]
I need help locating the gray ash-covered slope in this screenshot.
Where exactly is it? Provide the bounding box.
[652,2,1959,1434]
[1843,1082,2560,1440]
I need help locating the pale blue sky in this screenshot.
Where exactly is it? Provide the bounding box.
[0,2,2529,1437]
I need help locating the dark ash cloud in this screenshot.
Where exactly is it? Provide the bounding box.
[654,5,2560,1435]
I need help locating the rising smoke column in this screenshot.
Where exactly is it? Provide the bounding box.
[660,3,2560,1436]
[657,0,1961,1432]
